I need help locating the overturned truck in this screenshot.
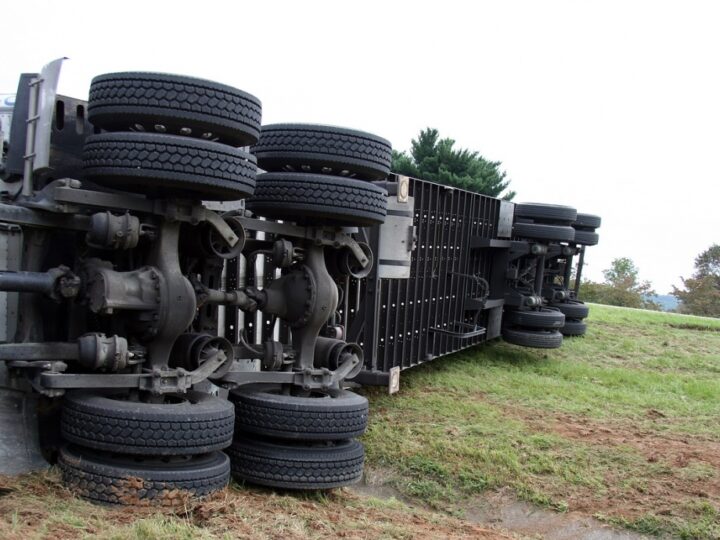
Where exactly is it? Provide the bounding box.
[0,60,600,503]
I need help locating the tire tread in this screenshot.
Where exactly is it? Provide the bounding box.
[61,391,234,455]
[83,133,256,200]
[88,72,261,146]
[58,446,230,505]
[247,172,387,225]
[227,438,364,490]
[253,124,391,180]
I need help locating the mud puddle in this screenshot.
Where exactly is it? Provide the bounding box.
[351,470,649,540]
[463,489,649,540]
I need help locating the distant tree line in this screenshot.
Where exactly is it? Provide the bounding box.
[580,257,661,311]
[577,246,720,318]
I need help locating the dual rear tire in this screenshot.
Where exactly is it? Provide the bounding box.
[550,300,590,336]
[228,385,368,490]
[246,124,392,226]
[513,203,577,242]
[59,390,234,504]
[502,307,564,349]
[84,72,262,201]
[58,445,230,506]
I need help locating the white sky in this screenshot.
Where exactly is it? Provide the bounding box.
[3,0,719,293]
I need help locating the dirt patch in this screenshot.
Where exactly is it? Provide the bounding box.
[0,469,510,540]
[543,412,720,471]
[506,405,720,520]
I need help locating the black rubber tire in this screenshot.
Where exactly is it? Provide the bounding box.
[514,203,577,224]
[573,230,599,246]
[230,385,368,441]
[513,222,575,242]
[550,300,589,319]
[504,307,565,329]
[246,172,387,226]
[61,390,234,455]
[58,445,230,505]
[562,318,587,336]
[227,437,364,490]
[83,132,257,200]
[502,327,563,349]
[88,72,262,146]
[252,124,392,181]
[574,213,602,229]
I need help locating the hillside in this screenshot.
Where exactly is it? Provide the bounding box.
[364,304,720,538]
[1,304,719,539]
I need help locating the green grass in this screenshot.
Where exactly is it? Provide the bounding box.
[362,304,720,538]
[2,304,719,539]
[0,474,492,540]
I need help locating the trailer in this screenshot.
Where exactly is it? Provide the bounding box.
[0,60,600,503]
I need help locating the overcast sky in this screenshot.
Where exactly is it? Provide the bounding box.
[3,0,718,294]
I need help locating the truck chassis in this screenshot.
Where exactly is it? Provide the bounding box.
[0,60,600,503]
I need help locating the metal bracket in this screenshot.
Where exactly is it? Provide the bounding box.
[221,352,361,395]
[38,345,227,394]
[236,216,368,267]
[202,210,239,247]
[10,360,67,397]
[48,183,240,246]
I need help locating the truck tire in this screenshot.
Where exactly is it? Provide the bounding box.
[246,172,387,226]
[572,230,599,246]
[561,319,587,336]
[58,445,230,505]
[61,390,234,455]
[227,437,364,490]
[550,300,589,319]
[514,203,577,224]
[513,222,575,242]
[230,385,369,440]
[252,124,392,181]
[574,213,602,229]
[88,72,262,146]
[504,307,565,329]
[502,327,563,349]
[83,132,257,200]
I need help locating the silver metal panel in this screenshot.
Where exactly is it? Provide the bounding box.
[396,175,410,203]
[377,196,415,279]
[0,224,21,343]
[388,366,400,394]
[203,200,246,213]
[497,200,514,238]
[486,305,503,339]
[33,57,66,173]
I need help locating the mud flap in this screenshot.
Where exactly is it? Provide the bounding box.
[0,363,47,474]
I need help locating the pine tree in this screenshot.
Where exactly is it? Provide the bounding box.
[391,128,514,199]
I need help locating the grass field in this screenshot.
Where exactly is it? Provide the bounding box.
[364,304,720,538]
[1,304,719,539]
